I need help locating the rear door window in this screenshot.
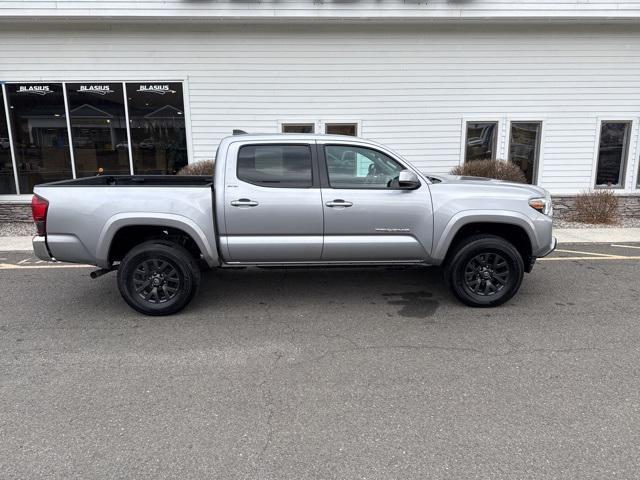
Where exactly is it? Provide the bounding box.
[237,144,312,187]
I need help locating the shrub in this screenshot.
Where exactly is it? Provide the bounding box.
[572,190,619,224]
[450,160,527,184]
[177,160,214,176]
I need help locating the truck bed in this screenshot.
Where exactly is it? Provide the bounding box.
[33,175,218,269]
[40,175,213,188]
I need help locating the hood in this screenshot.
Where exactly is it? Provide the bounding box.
[427,174,548,197]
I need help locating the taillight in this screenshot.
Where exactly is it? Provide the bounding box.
[31,194,49,236]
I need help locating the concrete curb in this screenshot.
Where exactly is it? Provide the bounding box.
[1,229,639,252]
[554,228,640,244]
[0,236,34,251]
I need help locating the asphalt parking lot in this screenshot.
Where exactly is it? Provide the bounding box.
[1,243,639,479]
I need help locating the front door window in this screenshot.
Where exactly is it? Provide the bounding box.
[325,145,404,189]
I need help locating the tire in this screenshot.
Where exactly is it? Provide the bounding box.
[117,240,201,316]
[444,234,524,308]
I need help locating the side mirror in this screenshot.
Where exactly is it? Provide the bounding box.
[398,169,421,190]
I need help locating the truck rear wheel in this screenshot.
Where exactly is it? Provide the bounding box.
[444,234,524,308]
[117,240,201,316]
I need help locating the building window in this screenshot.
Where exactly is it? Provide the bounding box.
[237,144,312,188]
[6,83,73,194]
[66,83,131,177]
[325,123,358,136]
[465,121,498,162]
[325,145,403,189]
[282,123,314,134]
[509,122,542,184]
[0,87,16,194]
[595,121,631,188]
[126,82,187,175]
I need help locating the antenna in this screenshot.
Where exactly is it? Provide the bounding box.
[232,129,248,135]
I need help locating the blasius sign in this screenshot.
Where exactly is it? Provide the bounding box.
[77,85,115,96]
[17,85,53,96]
[136,84,177,95]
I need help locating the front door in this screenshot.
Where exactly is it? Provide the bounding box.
[223,142,323,262]
[319,143,433,262]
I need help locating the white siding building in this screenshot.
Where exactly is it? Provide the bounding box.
[1,1,640,210]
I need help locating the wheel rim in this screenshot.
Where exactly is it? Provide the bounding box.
[132,258,181,304]
[463,252,510,297]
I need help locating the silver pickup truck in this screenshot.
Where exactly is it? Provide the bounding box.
[32,134,556,315]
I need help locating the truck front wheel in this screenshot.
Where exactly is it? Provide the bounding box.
[117,240,201,316]
[444,234,524,308]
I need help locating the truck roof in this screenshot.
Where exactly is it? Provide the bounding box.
[220,133,386,147]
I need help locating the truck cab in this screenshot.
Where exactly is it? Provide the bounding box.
[215,135,433,264]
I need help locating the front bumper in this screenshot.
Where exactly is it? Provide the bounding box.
[32,236,54,261]
[539,236,558,258]
[525,236,556,273]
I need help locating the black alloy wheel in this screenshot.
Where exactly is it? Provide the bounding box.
[445,234,524,308]
[132,258,181,304]
[117,240,201,316]
[463,252,510,297]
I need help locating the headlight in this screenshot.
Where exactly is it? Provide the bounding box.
[529,196,553,216]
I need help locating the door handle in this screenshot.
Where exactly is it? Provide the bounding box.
[231,198,259,207]
[325,199,353,208]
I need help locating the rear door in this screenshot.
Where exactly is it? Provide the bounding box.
[222,141,323,262]
[319,142,433,262]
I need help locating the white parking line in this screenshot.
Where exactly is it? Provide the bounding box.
[555,248,620,258]
[611,244,640,250]
[0,263,91,269]
[540,255,640,261]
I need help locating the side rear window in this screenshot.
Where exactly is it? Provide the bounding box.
[237,144,313,187]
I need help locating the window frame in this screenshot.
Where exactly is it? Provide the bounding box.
[235,142,318,189]
[462,119,501,163]
[323,122,359,137]
[1,83,20,195]
[593,119,633,189]
[507,120,544,185]
[280,122,316,134]
[125,81,189,176]
[318,143,413,191]
[5,82,74,194]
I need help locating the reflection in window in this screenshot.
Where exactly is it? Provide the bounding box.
[126,83,187,175]
[66,83,130,177]
[596,121,630,187]
[237,145,312,187]
[282,123,314,133]
[325,145,403,189]
[7,83,72,194]
[509,122,542,184]
[0,88,16,193]
[465,122,497,162]
[325,123,357,136]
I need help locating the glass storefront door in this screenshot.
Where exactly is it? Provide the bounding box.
[126,82,188,175]
[66,83,131,177]
[6,83,73,194]
[0,87,17,194]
